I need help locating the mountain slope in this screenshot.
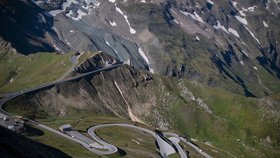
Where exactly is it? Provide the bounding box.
[0,0,69,54]
[1,1,280,157]
[3,65,280,157]
[0,46,98,95]
[1,0,280,97]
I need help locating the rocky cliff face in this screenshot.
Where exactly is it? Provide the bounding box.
[1,0,280,97]
[11,65,167,127]
[0,0,69,54]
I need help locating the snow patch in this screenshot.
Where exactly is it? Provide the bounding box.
[34,0,100,20]
[138,47,154,73]
[194,12,204,24]
[239,10,246,17]
[213,21,229,33]
[180,11,205,24]
[232,3,257,26]
[206,0,214,5]
[109,20,117,26]
[48,0,78,16]
[71,10,87,21]
[228,27,240,38]
[235,15,248,25]
[174,19,180,24]
[124,58,131,65]
[49,10,63,16]
[232,1,238,8]
[105,41,110,46]
[263,21,269,27]
[65,39,71,47]
[32,0,50,5]
[245,27,260,44]
[241,50,248,57]
[238,5,257,16]
[105,40,121,59]
[116,6,136,34]
[247,6,257,12]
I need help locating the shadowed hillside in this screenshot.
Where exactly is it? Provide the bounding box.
[0,126,71,158]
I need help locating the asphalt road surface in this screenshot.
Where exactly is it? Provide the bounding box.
[168,137,188,158]
[164,132,212,158]
[89,124,179,157]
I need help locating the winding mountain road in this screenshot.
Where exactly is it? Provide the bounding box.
[88,124,177,157]
[88,124,212,158]
[164,132,212,158]
[0,64,124,156]
[0,63,212,158]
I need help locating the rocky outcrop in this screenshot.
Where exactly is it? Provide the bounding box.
[7,65,165,126]
[258,42,280,78]
[75,52,121,73]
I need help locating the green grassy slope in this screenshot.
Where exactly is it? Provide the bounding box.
[162,79,280,158]
[0,49,95,95]
[0,50,72,94]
